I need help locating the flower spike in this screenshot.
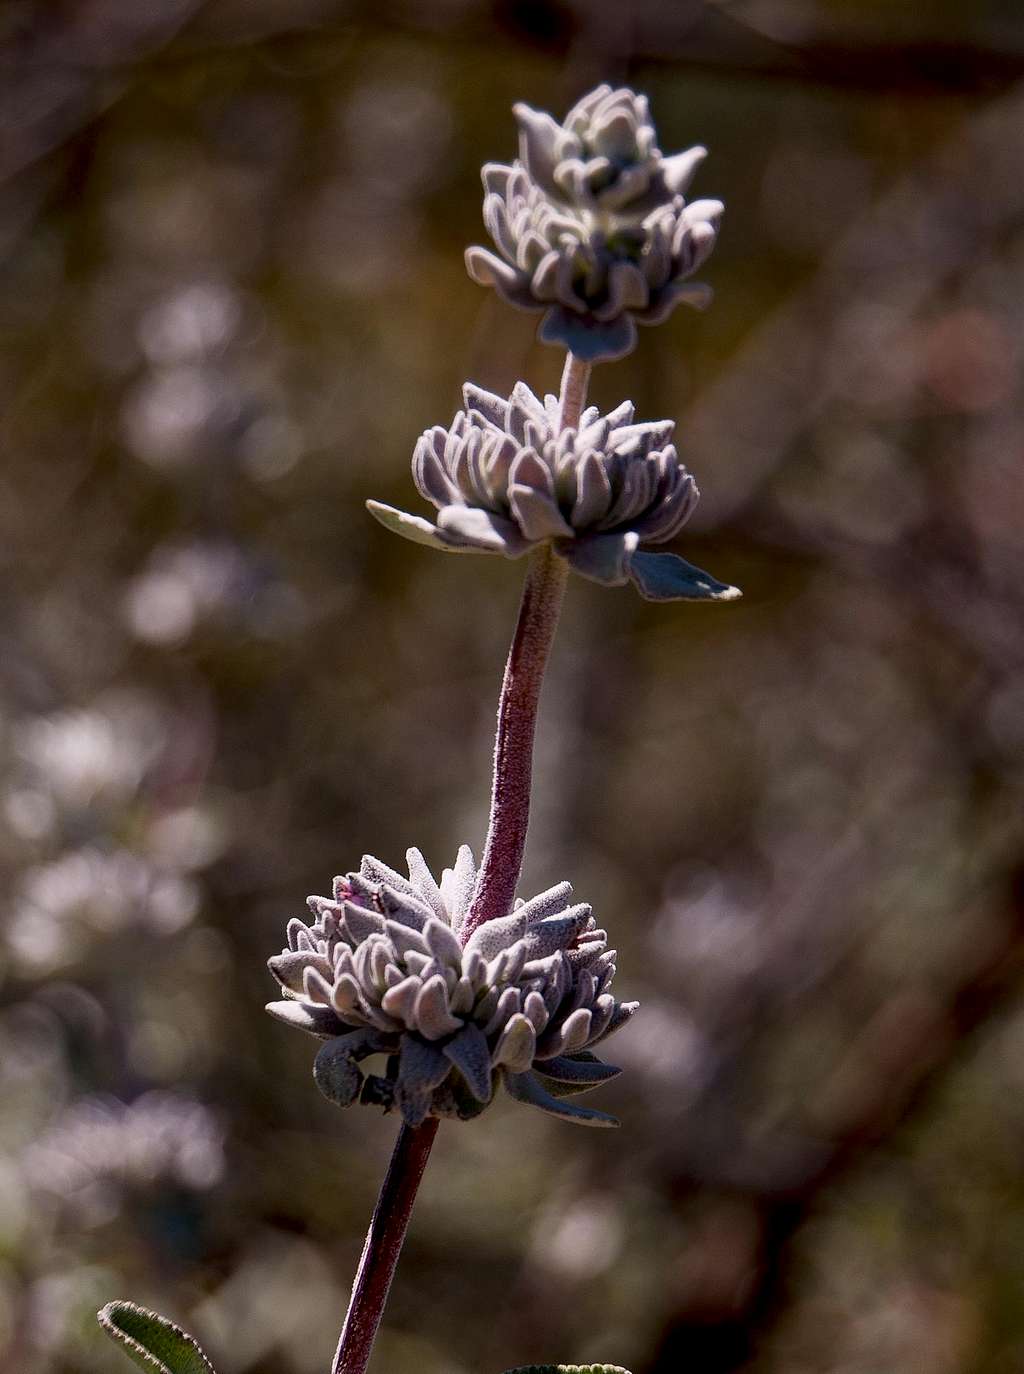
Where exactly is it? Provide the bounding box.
[466,85,723,361]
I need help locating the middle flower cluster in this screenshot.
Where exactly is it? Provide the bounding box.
[368,381,739,601]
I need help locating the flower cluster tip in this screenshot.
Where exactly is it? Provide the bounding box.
[466,84,723,362]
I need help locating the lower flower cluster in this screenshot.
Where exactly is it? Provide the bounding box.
[267,847,637,1127]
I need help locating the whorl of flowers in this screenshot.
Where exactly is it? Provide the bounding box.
[367,381,739,601]
[266,846,637,1128]
[465,85,723,362]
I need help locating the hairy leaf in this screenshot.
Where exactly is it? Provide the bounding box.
[628,550,740,602]
[97,1302,217,1374]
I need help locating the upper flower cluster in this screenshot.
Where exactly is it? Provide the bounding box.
[368,381,739,602]
[267,846,636,1128]
[466,85,723,361]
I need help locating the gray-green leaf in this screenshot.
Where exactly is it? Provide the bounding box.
[503,1069,619,1126]
[628,550,741,602]
[97,1302,217,1374]
[365,500,471,552]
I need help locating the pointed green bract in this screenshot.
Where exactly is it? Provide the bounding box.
[97,1302,217,1374]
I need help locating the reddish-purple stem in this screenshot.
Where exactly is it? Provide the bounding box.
[328,352,590,1374]
[461,352,590,937]
[331,1119,439,1374]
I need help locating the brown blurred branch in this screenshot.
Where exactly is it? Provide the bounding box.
[649,864,1024,1372]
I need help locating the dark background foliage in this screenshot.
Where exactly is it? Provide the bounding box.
[2,2,1023,1371]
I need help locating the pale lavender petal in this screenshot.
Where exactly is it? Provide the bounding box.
[516,881,574,924]
[265,1000,344,1039]
[414,975,462,1040]
[437,504,528,555]
[412,434,459,507]
[509,485,573,541]
[443,845,477,934]
[406,847,446,920]
[491,1014,536,1073]
[380,975,422,1024]
[463,907,530,961]
[423,916,463,968]
[513,102,562,196]
[464,246,539,312]
[462,382,508,429]
[661,145,707,195]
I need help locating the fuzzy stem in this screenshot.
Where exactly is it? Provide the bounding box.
[461,352,590,937]
[330,353,591,1373]
[557,351,592,432]
[461,545,568,935]
[331,1119,439,1374]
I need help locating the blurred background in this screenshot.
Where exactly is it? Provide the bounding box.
[2,1,1023,1371]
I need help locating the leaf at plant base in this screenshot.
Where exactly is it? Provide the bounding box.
[97,1302,218,1374]
[501,1365,633,1373]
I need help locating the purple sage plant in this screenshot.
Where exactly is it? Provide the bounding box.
[98,84,739,1374]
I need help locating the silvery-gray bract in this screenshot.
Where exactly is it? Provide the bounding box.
[367,382,739,601]
[266,846,637,1128]
[465,85,723,362]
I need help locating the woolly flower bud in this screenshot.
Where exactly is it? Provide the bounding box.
[367,382,739,601]
[465,85,723,362]
[516,85,706,217]
[266,846,637,1127]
